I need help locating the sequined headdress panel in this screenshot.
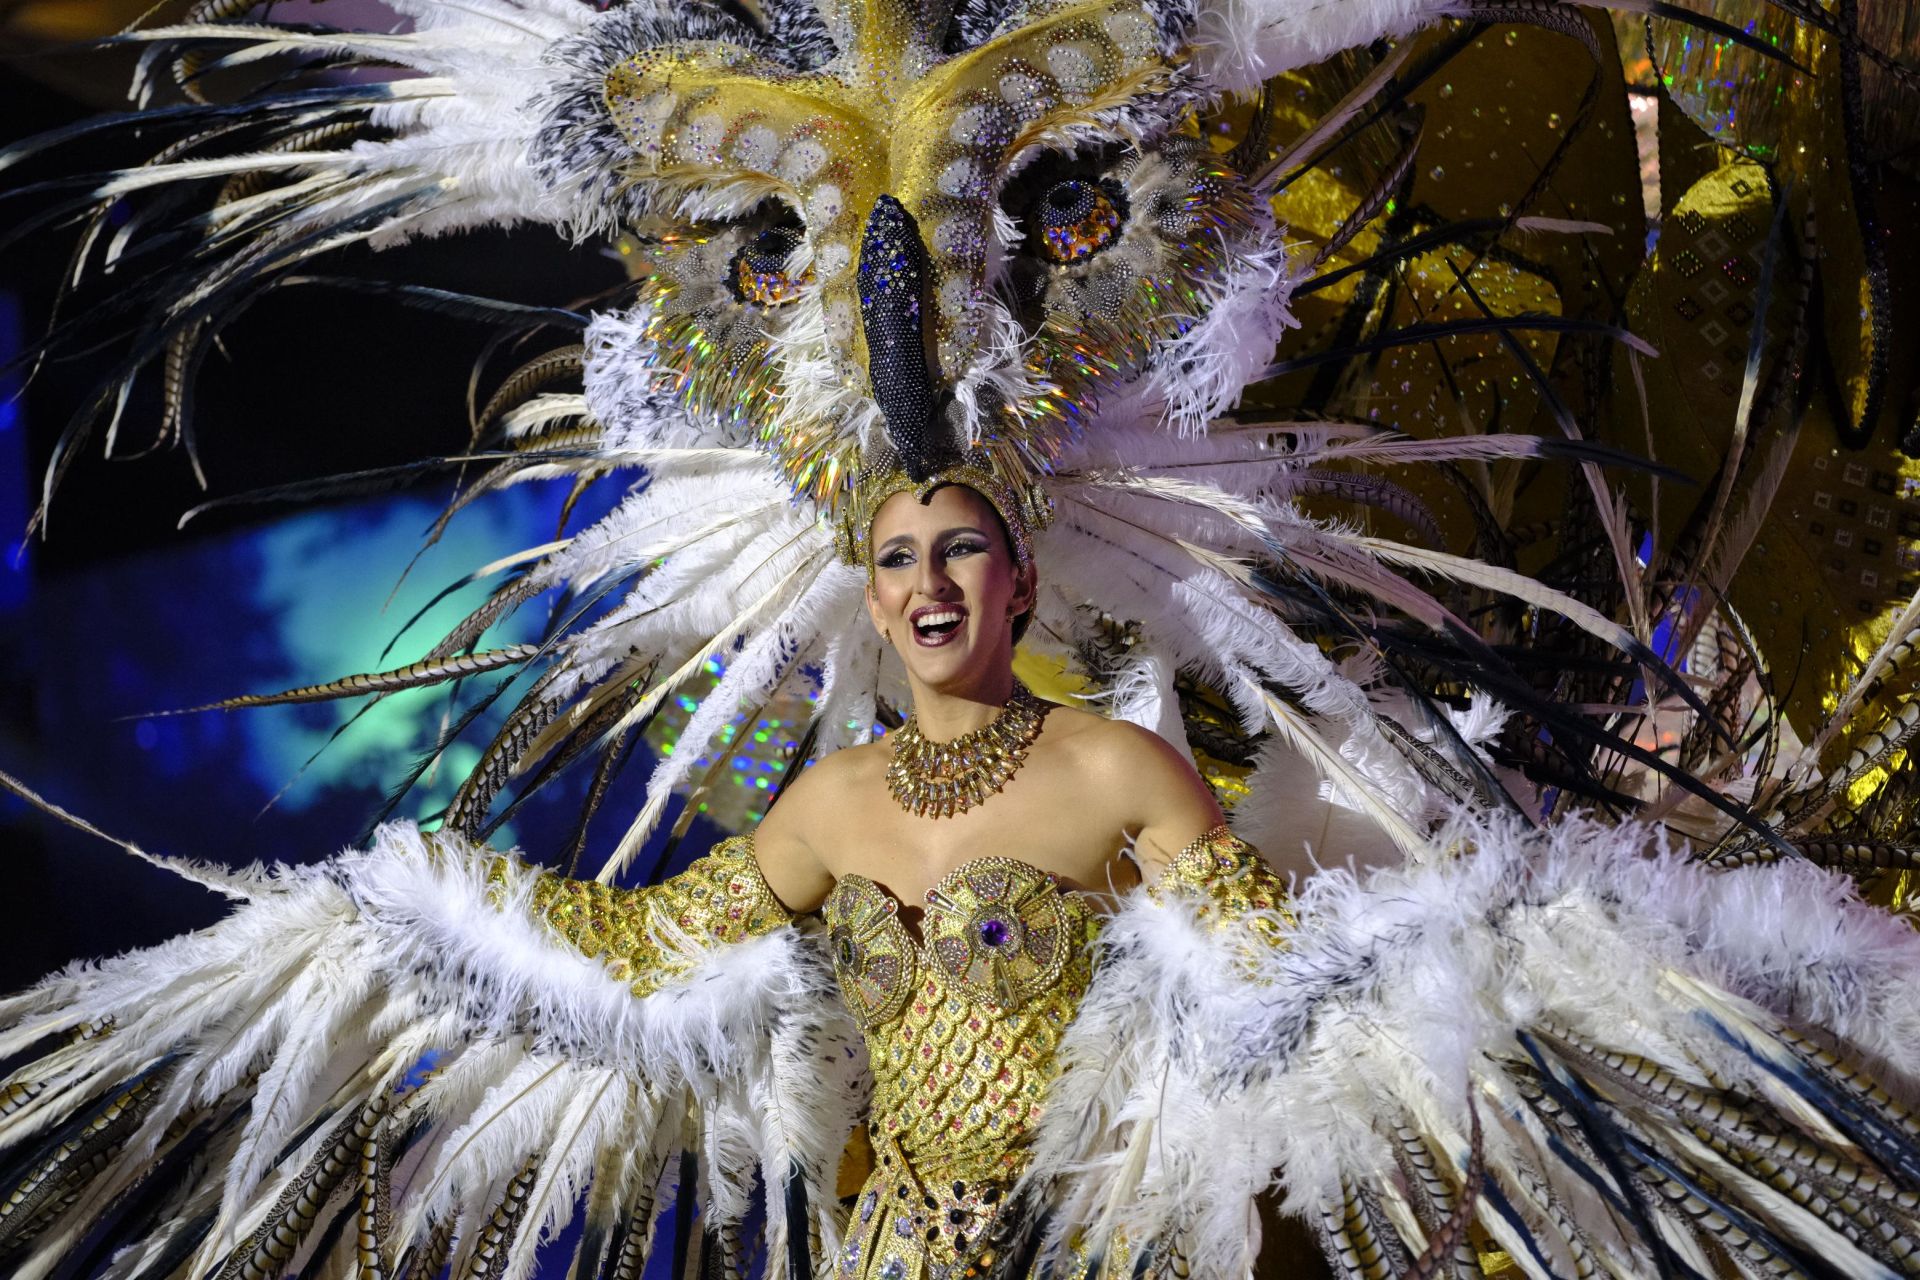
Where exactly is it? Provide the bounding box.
[835,448,1054,570]
[567,0,1268,508]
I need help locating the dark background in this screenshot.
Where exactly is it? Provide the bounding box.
[0,11,705,995]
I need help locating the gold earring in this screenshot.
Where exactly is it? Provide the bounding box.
[882,629,894,647]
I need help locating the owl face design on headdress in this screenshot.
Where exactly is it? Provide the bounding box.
[537,0,1293,504]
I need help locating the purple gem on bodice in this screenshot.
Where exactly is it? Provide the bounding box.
[977,918,1010,947]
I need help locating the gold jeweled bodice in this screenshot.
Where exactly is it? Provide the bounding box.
[505,825,1287,1280]
[825,858,1102,1280]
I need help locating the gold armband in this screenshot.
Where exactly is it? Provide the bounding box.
[1149,825,1293,948]
[511,835,793,997]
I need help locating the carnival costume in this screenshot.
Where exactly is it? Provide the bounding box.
[7,0,1920,1276]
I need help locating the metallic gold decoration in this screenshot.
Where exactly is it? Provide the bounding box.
[597,0,1265,508]
[494,823,1289,1280]
[824,859,1101,1279]
[1264,18,1645,561]
[1636,1,1805,163]
[1609,158,1920,746]
[826,835,1288,1278]
[1630,8,1904,448]
[825,873,918,1031]
[603,0,1167,376]
[836,450,1054,571]
[1151,825,1293,948]
[884,683,1050,818]
[921,858,1073,1008]
[732,235,813,306]
[514,835,792,996]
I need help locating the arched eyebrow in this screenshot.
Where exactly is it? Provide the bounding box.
[874,525,991,555]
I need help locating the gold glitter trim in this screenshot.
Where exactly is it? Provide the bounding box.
[1149,825,1293,949]
[828,860,1101,1277]
[835,451,1054,572]
[508,835,793,997]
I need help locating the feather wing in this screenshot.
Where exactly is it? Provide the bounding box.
[1026,812,1920,1279]
[0,823,864,1280]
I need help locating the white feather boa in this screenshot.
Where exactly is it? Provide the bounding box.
[0,823,864,1280]
[11,815,1920,1280]
[1022,812,1920,1279]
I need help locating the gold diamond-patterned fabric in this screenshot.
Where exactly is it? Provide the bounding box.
[510,835,793,997]
[827,834,1290,1280]
[828,858,1100,1280]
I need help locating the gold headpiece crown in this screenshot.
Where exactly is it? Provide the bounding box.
[834,449,1053,570]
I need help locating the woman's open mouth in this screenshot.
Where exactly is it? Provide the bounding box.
[910,606,967,647]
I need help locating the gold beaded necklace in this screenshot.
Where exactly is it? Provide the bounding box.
[885,683,1050,818]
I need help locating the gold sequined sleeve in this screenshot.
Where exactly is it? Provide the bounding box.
[501,835,794,997]
[1147,825,1293,949]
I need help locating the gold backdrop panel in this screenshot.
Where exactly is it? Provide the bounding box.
[1264,18,1644,558]
[1609,158,1920,751]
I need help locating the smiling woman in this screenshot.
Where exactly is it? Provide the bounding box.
[8,0,1920,1278]
[871,486,1031,682]
[734,455,1253,1278]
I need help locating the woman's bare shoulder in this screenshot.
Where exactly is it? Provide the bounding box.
[766,739,888,822]
[753,740,889,909]
[1041,704,1186,773]
[1036,705,1222,845]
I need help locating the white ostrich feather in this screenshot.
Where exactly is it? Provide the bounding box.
[766,289,885,449]
[0,823,863,1280]
[12,804,1920,1280]
[1189,0,1441,95]
[583,305,751,451]
[17,0,1917,1273]
[1260,690,1427,857]
[1027,809,1920,1279]
[1089,642,1194,760]
[1351,534,1642,655]
[1230,722,1419,879]
[1142,219,1301,434]
[1055,505,1376,727]
[614,558,864,859]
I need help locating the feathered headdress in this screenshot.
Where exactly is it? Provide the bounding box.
[4,0,1871,882]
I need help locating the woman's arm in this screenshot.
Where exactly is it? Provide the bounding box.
[508,755,844,996]
[744,753,841,912]
[1077,718,1228,883]
[1080,719,1292,943]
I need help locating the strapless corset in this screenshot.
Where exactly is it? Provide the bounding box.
[823,858,1103,1280]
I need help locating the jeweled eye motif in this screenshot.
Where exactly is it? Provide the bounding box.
[730,225,812,307]
[1034,179,1125,264]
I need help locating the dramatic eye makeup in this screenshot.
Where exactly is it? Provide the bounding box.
[874,528,991,571]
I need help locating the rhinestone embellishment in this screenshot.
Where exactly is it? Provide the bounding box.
[885,683,1049,818]
[923,859,1069,1008]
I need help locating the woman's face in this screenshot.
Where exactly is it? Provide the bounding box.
[866,484,1034,692]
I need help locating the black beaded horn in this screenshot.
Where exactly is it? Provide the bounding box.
[858,194,940,481]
